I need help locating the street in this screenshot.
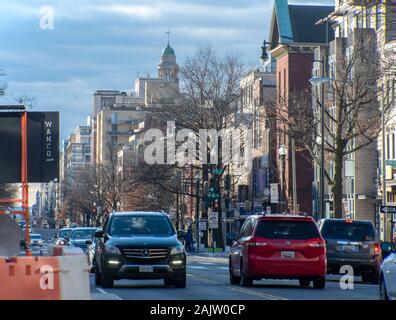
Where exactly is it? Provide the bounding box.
[90,255,379,301]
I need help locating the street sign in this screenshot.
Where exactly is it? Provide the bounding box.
[208,211,218,229]
[199,220,207,231]
[0,112,59,183]
[380,205,396,214]
[270,183,278,203]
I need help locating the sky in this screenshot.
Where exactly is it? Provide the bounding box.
[0,0,333,204]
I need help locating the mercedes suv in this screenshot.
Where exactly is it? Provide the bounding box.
[94,211,186,289]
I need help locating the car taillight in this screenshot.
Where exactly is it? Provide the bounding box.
[374,243,381,256]
[308,240,326,248]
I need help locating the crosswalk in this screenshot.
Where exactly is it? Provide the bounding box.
[188,261,229,271]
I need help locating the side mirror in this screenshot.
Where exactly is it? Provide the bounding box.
[85,240,93,245]
[381,242,394,258]
[94,230,104,238]
[53,235,58,240]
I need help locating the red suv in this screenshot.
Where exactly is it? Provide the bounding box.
[229,214,327,289]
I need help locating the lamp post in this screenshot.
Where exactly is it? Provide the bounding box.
[310,68,328,220]
[279,145,287,212]
[194,174,201,253]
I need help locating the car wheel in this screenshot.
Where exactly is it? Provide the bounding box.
[313,277,326,289]
[370,271,379,285]
[240,261,253,287]
[379,275,389,300]
[173,274,187,288]
[163,278,173,286]
[361,273,370,283]
[101,274,114,289]
[94,267,102,286]
[299,279,311,288]
[229,260,241,285]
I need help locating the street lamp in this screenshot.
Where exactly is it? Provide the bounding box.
[194,173,201,253]
[279,145,287,212]
[309,75,329,220]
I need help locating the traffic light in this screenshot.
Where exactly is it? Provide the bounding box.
[213,200,219,209]
[92,207,97,214]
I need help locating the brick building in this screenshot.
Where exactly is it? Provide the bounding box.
[267,0,334,214]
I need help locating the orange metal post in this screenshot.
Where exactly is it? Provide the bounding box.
[21,111,31,256]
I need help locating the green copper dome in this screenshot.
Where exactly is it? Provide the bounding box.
[162,44,175,56]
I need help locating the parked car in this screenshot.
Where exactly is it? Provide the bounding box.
[379,242,396,300]
[229,214,327,289]
[87,236,100,273]
[317,219,381,284]
[68,227,98,253]
[30,234,44,247]
[94,211,186,289]
[54,228,72,245]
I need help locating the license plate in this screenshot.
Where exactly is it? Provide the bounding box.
[338,244,358,252]
[281,251,295,259]
[139,266,154,273]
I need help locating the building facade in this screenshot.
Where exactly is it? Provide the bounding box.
[268,0,334,215]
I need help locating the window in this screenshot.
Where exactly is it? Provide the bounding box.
[243,219,254,237]
[387,134,390,159]
[255,220,320,240]
[321,221,375,242]
[393,133,395,159]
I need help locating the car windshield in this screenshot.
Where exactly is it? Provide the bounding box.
[59,229,71,238]
[321,221,376,242]
[71,229,96,240]
[255,220,320,240]
[108,215,175,237]
[31,235,42,240]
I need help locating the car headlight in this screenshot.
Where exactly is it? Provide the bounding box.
[105,244,121,255]
[170,245,185,255]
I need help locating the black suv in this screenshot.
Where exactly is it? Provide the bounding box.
[317,219,381,284]
[94,211,186,288]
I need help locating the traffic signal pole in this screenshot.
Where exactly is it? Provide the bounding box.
[21,111,31,256]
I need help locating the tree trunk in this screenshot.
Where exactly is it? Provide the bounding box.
[332,143,344,218]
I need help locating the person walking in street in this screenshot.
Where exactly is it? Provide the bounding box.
[185,226,193,252]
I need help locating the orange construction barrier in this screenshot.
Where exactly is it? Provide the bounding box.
[0,256,61,300]
[0,247,91,300]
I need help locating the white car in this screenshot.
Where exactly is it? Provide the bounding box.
[30,234,44,247]
[380,242,396,300]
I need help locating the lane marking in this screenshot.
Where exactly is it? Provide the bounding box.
[96,288,123,300]
[187,273,287,300]
[198,262,216,265]
[188,266,209,270]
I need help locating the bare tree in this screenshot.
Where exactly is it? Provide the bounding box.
[270,31,394,217]
[143,46,248,247]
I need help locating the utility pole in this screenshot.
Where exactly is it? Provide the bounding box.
[195,178,200,253]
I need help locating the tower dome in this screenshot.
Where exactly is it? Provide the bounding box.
[162,44,175,56]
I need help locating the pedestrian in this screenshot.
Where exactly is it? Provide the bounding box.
[185,226,193,252]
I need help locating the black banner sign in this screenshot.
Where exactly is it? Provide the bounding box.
[0,112,59,183]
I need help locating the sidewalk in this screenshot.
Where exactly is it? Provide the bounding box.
[187,246,230,258]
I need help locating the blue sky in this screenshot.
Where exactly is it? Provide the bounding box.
[0,0,333,141]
